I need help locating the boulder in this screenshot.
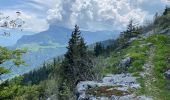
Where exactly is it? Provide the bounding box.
[76,81,97,100]
[165,69,170,79]
[119,57,131,68]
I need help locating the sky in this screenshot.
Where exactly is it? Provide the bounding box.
[0,0,170,46]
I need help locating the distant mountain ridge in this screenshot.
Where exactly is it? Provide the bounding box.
[16,25,119,46]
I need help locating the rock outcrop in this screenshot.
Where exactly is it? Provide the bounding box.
[127,37,138,44]
[76,73,152,100]
[139,43,153,48]
[119,57,131,68]
[158,28,170,34]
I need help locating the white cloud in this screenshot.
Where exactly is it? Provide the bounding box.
[26,2,46,11]
[1,0,167,32]
[161,0,170,4]
[45,0,150,31]
[22,13,49,33]
[47,1,63,21]
[30,0,59,8]
[28,0,170,31]
[1,0,168,46]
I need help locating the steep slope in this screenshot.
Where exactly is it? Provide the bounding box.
[75,30,170,100]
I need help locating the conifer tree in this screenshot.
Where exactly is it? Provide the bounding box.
[60,25,93,90]
[125,19,135,38]
[124,19,140,39]
[163,6,168,15]
[53,58,57,66]
[94,42,104,56]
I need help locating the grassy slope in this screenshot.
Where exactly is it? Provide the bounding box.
[101,33,170,99]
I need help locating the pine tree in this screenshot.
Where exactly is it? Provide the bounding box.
[58,80,71,100]
[94,42,104,56]
[124,19,139,39]
[124,19,135,38]
[163,6,168,15]
[77,37,93,81]
[60,25,93,90]
[79,37,87,57]
[43,61,46,68]
[155,12,158,19]
[53,58,57,66]
[61,25,81,86]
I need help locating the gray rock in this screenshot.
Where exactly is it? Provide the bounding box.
[165,69,170,79]
[111,95,119,100]
[102,74,136,84]
[111,94,135,100]
[111,95,153,100]
[139,43,153,47]
[47,95,57,100]
[76,81,97,100]
[88,97,109,100]
[119,57,131,68]
[137,95,153,100]
[140,30,154,38]
[119,95,133,100]
[158,28,170,34]
[128,37,138,43]
[98,97,109,100]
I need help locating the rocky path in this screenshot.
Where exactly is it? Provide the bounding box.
[143,46,160,100]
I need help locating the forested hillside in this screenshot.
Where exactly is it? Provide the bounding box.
[0,7,170,100]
